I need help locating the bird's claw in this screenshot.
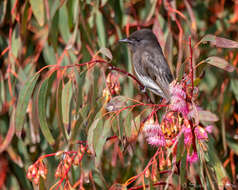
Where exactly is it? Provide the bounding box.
[140,86,146,93]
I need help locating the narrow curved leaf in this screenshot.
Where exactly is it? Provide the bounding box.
[164,32,174,75]
[231,79,238,102]
[227,135,238,155]
[184,0,197,32]
[29,0,45,26]
[201,34,238,48]
[37,74,55,146]
[69,112,84,143]
[96,9,106,47]
[15,74,39,137]
[106,96,126,112]
[198,110,219,122]
[207,138,229,187]
[56,80,68,142]
[205,56,235,72]
[59,3,70,43]
[11,24,21,58]
[0,0,7,25]
[95,119,111,166]
[145,0,156,22]
[124,110,132,138]
[176,133,184,162]
[87,118,100,154]
[98,47,112,61]
[180,149,187,186]
[62,80,73,126]
[0,108,15,153]
[7,146,23,167]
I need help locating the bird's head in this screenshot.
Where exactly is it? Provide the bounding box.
[119,29,159,52]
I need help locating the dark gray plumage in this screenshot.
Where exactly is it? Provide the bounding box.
[119,29,173,100]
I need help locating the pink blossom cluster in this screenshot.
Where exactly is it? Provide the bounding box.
[183,125,213,163]
[143,82,214,164]
[143,124,166,147]
[169,83,189,116]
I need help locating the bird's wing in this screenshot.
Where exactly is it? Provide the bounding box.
[141,50,172,99]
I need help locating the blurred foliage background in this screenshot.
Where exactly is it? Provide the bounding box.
[0,0,238,189]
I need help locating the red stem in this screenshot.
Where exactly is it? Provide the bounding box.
[128,181,173,190]
[189,36,194,97]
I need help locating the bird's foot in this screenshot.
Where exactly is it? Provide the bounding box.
[140,86,146,93]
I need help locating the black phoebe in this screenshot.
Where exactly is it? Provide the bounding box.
[119,29,173,100]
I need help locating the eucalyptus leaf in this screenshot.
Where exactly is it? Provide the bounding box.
[15,74,39,137]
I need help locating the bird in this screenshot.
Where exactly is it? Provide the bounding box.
[119,29,173,100]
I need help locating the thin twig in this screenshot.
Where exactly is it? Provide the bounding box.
[189,36,194,97]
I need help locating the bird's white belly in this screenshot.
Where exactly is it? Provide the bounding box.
[134,69,163,96]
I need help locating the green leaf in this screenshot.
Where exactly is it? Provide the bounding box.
[61,80,73,126]
[176,133,184,162]
[198,110,219,122]
[0,72,5,105]
[87,118,100,154]
[226,135,238,155]
[58,3,70,43]
[15,74,39,137]
[134,114,141,134]
[164,32,174,76]
[42,43,57,65]
[98,47,112,61]
[145,0,156,22]
[114,0,123,26]
[49,0,61,19]
[0,107,15,153]
[74,68,86,109]
[180,149,187,185]
[205,56,235,72]
[101,0,108,7]
[0,0,7,25]
[49,10,59,49]
[69,112,84,143]
[207,136,229,187]
[106,96,126,112]
[21,4,30,37]
[39,176,47,190]
[124,110,132,138]
[200,34,238,48]
[92,67,101,105]
[92,169,107,189]
[11,24,21,58]
[124,48,134,97]
[231,79,238,102]
[29,0,45,26]
[177,62,186,81]
[37,74,55,146]
[95,119,111,166]
[96,9,106,47]
[56,80,68,142]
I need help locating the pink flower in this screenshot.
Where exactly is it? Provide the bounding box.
[205,125,213,133]
[187,152,198,164]
[147,135,166,147]
[170,84,186,99]
[183,126,193,146]
[169,84,189,116]
[194,126,208,140]
[143,124,166,147]
[143,124,161,137]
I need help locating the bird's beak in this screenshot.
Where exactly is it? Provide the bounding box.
[119,38,133,44]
